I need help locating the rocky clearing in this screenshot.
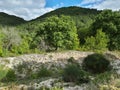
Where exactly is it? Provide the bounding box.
[0,51,120,90]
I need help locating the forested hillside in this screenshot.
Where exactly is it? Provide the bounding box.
[0,12,26,26]
[31,6,100,29]
[0,6,120,56]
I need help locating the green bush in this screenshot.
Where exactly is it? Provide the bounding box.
[29,66,53,79]
[62,64,89,83]
[0,65,16,82]
[37,66,52,78]
[3,69,16,81]
[82,53,111,74]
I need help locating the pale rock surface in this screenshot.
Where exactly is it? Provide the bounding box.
[0,51,120,90]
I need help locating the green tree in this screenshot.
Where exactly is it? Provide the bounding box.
[11,36,30,54]
[91,10,120,50]
[53,32,64,50]
[83,29,109,52]
[36,15,79,50]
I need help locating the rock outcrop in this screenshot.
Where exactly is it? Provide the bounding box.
[0,51,120,90]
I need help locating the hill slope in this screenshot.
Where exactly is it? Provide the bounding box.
[20,6,101,45]
[17,6,101,47]
[0,6,100,27]
[33,6,100,20]
[30,6,101,27]
[0,12,26,26]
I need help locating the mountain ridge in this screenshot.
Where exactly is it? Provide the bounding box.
[30,6,101,22]
[0,12,26,26]
[0,6,101,26]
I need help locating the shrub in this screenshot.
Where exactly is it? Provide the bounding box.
[3,69,16,81]
[0,65,16,82]
[2,69,16,81]
[62,64,89,83]
[29,66,53,79]
[82,53,111,74]
[37,66,52,78]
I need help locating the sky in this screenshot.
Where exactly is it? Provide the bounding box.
[0,0,120,20]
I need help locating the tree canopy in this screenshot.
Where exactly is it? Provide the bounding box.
[34,15,79,51]
[91,10,120,50]
[0,7,120,56]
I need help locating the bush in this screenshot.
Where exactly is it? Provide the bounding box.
[82,53,111,74]
[62,64,89,83]
[37,66,52,78]
[30,66,52,79]
[3,69,16,81]
[0,65,16,82]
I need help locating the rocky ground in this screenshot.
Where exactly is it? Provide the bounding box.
[0,51,120,90]
[0,51,93,67]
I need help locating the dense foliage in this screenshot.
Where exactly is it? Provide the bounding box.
[62,64,89,83]
[91,10,120,50]
[0,6,120,56]
[82,29,109,52]
[82,53,111,74]
[35,15,79,50]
